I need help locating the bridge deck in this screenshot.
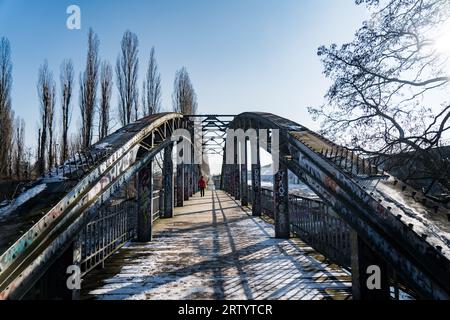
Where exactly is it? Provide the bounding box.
[81,190,352,300]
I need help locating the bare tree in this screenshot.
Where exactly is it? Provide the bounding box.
[0,37,14,178]
[99,61,113,140]
[60,59,74,163]
[134,86,139,121]
[80,28,100,149]
[47,82,56,170]
[37,61,56,175]
[172,67,198,115]
[143,47,162,116]
[36,128,41,174]
[116,30,139,125]
[69,133,83,158]
[309,0,450,195]
[14,117,25,179]
[23,147,32,180]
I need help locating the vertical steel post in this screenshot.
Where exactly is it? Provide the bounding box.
[189,143,194,197]
[241,138,248,206]
[228,164,233,194]
[234,137,241,200]
[137,159,153,242]
[230,163,235,196]
[71,236,82,300]
[35,241,81,299]
[350,230,390,300]
[162,144,174,218]
[184,163,190,201]
[274,160,290,238]
[252,129,262,216]
[273,129,290,239]
[193,165,197,194]
[221,148,226,191]
[176,143,184,208]
[226,142,234,196]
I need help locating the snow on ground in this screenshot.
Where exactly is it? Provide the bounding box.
[0,183,47,218]
[82,190,351,300]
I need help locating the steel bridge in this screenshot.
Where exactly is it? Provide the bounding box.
[0,112,449,300]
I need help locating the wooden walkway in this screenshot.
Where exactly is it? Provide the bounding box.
[81,190,352,300]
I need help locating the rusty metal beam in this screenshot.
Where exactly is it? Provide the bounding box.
[0,137,171,299]
[351,230,390,300]
[234,138,241,201]
[137,160,153,242]
[274,159,290,239]
[226,112,450,299]
[163,144,174,218]
[184,164,190,201]
[251,130,262,217]
[176,161,184,207]
[240,139,248,206]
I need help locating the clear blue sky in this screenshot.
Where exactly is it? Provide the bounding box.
[0,0,369,172]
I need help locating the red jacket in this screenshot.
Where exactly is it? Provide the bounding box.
[198,178,206,188]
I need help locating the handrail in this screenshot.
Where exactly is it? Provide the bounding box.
[78,190,163,277]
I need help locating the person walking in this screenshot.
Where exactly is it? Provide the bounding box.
[198,176,206,197]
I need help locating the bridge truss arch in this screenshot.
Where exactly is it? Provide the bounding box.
[0,113,189,299]
[0,111,449,300]
[222,112,450,299]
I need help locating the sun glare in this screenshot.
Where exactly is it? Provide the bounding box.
[434,19,450,55]
[432,19,450,76]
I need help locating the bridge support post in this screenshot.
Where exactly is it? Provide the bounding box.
[350,231,390,300]
[251,133,262,216]
[223,164,230,194]
[193,165,197,194]
[30,240,81,300]
[234,138,241,200]
[176,162,184,207]
[190,164,194,197]
[228,165,234,195]
[137,160,153,242]
[71,236,82,300]
[196,165,201,193]
[189,125,195,197]
[163,144,174,218]
[184,164,190,201]
[274,159,290,239]
[190,150,195,197]
[240,139,248,206]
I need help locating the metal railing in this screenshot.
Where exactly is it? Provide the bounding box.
[248,186,351,268]
[152,190,164,222]
[79,190,163,276]
[245,185,417,299]
[289,195,351,268]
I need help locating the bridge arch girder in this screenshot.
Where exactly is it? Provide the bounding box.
[227,112,450,299]
[0,112,187,300]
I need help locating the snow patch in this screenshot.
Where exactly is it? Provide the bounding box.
[0,184,47,218]
[95,142,112,150]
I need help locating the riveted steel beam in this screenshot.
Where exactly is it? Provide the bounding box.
[0,138,171,299]
[162,144,174,218]
[251,129,262,217]
[137,160,153,242]
[226,112,450,299]
[240,138,249,206]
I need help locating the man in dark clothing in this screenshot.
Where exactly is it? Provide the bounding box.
[198,176,206,197]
